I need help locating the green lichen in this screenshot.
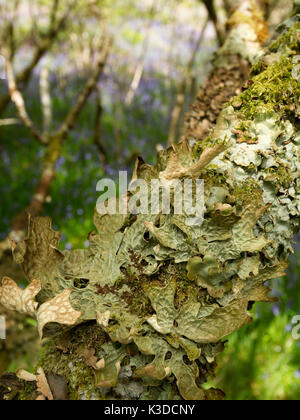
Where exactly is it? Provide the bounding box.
[227,9,268,43]
[2,11,300,402]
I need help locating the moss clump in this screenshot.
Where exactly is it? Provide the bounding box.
[201,165,229,189]
[232,180,262,205]
[269,23,300,53]
[37,339,100,400]
[250,59,267,77]
[263,165,293,189]
[18,381,37,400]
[193,136,227,159]
[234,56,300,120]
[174,277,212,310]
[231,21,300,122]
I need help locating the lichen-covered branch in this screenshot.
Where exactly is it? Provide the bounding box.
[5,56,48,145]
[0,3,299,402]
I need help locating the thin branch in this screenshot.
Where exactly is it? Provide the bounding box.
[50,0,60,29]
[5,56,48,145]
[40,58,53,133]
[55,34,112,141]
[202,0,225,45]
[0,118,20,126]
[125,0,156,106]
[94,87,108,165]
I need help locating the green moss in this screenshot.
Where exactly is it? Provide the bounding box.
[18,381,37,400]
[234,56,300,120]
[37,332,103,400]
[230,21,300,124]
[250,59,267,77]
[117,266,153,318]
[232,180,262,205]
[193,136,227,159]
[201,165,229,189]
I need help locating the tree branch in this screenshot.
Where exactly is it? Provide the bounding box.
[202,0,225,45]
[0,0,74,116]
[5,56,48,145]
[54,34,112,141]
[94,86,108,165]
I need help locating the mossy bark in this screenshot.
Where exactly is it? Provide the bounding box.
[1,1,300,401]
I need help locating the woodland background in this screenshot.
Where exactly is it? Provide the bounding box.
[0,0,299,400]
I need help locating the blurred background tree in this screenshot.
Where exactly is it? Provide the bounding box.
[0,0,299,400]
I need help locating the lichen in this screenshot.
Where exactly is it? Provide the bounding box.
[227,8,268,43]
[2,11,300,402]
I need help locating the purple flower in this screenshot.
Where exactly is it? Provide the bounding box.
[285,324,292,332]
[272,304,280,316]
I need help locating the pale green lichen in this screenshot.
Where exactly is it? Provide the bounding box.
[1,11,300,402]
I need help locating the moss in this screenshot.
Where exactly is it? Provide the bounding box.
[269,23,300,53]
[250,59,267,77]
[37,328,105,400]
[234,56,300,120]
[262,165,293,189]
[193,136,227,159]
[232,180,262,205]
[45,134,63,167]
[174,278,211,310]
[117,266,153,318]
[230,21,300,123]
[201,165,229,189]
[18,381,37,400]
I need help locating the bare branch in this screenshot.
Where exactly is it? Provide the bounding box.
[94,87,108,165]
[125,0,156,106]
[202,0,225,45]
[0,118,20,126]
[40,58,53,133]
[0,0,74,116]
[50,0,60,29]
